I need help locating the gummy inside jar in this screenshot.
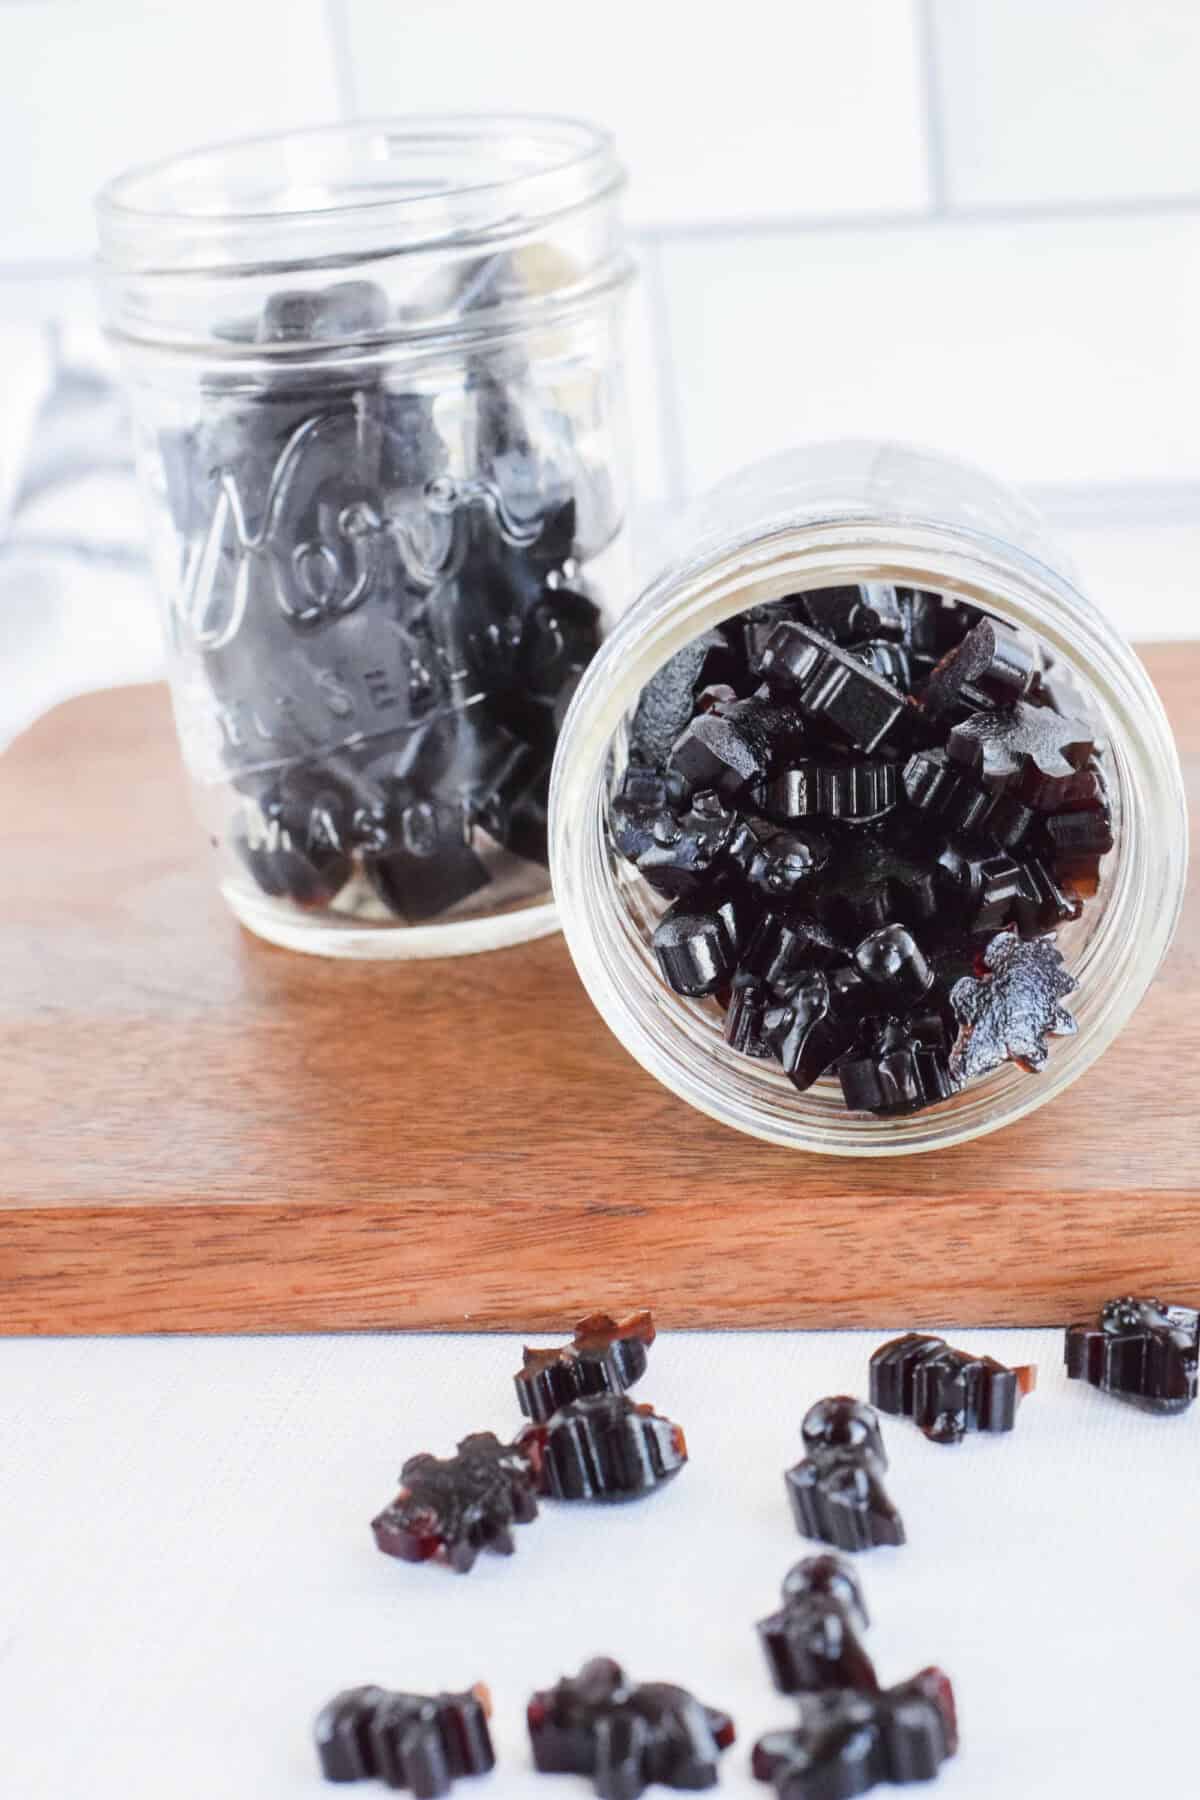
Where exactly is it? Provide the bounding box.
[161,272,622,933]
[605,583,1113,1118]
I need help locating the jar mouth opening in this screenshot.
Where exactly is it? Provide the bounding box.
[551,515,1187,1155]
[96,114,623,273]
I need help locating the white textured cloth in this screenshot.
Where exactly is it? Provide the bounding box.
[2,1329,1195,1797]
[0,322,161,751]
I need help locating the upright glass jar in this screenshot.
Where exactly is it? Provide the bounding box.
[97,116,633,957]
[551,440,1188,1155]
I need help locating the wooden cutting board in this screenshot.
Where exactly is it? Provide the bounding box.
[3,647,1198,1335]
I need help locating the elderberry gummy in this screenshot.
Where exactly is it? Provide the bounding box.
[527,1658,735,1799]
[870,1333,1037,1444]
[752,1667,957,1800]
[315,1684,495,1791]
[188,308,610,931]
[606,581,1108,1116]
[754,1548,959,1799]
[515,1311,656,1422]
[785,1397,905,1553]
[1065,1297,1200,1414]
[101,120,633,953]
[371,1432,539,1573]
[757,1556,877,1695]
[519,1395,688,1502]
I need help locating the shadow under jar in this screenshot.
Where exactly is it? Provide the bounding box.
[550,441,1188,1156]
[97,115,633,957]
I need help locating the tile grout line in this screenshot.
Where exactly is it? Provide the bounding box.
[322,0,359,120]
[638,235,690,511]
[914,0,950,214]
[630,187,1200,246]
[5,192,1200,283]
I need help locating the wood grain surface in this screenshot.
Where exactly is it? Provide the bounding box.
[2,646,1198,1334]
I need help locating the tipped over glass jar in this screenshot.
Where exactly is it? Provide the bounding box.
[551,441,1187,1155]
[97,115,633,957]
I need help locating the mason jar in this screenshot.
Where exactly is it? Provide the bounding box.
[97,115,633,958]
[551,440,1187,1155]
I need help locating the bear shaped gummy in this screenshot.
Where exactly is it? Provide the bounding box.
[371,1432,538,1573]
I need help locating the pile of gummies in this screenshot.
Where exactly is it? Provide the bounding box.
[609,584,1113,1116]
[160,278,608,924]
[313,1296,1197,1795]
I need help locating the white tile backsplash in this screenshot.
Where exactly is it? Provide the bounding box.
[0,0,1196,638]
[657,211,1200,495]
[342,0,931,229]
[931,0,1200,211]
[0,268,93,326]
[0,0,340,260]
[622,270,669,506]
[622,492,1200,642]
[1051,518,1200,641]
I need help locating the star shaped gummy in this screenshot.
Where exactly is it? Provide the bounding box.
[371,1432,538,1573]
[948,928,1077,1083]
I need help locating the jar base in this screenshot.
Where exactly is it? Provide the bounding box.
[223,881,560,960]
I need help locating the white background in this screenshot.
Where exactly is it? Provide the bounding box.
[3,1328,1198,1798]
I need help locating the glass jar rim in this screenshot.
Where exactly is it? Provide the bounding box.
[550,465,1188,1155]
[95,113,624,274]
